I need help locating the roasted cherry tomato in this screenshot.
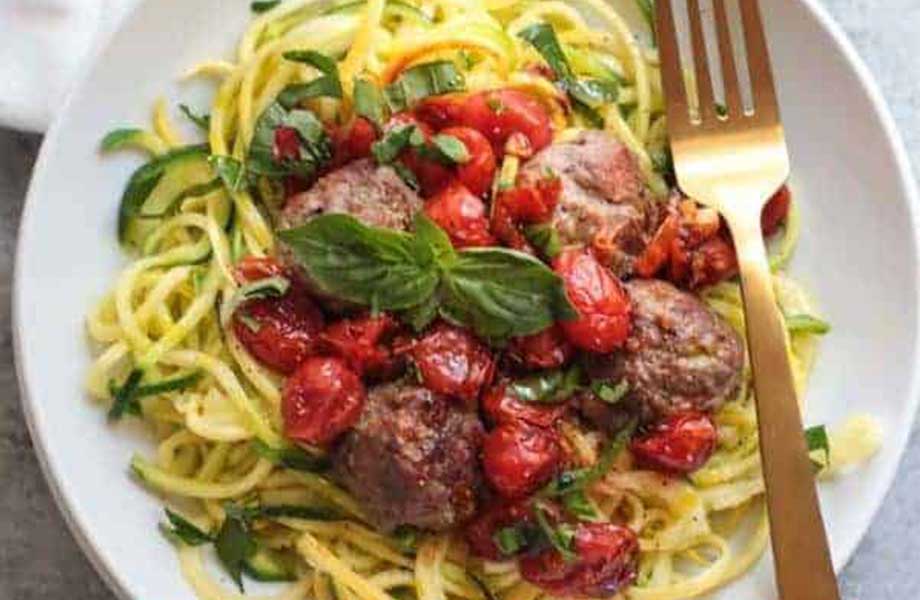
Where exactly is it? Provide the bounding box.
[520,522,639,597]
[385,113,453,197]
[282,356,366,446]
[320,313,401,379]
[461,90,553,153]
[762,184,792,237]
[465,500,535,560]
[482,421,561,498]
[415,94,467,130]
[400,322,495,404]
[634,213,680,278]
[482,382,568,429]
[232,260,324,375]
[491,174,563,251]
[330,117,378,167]
[631,412,718,474]
[439,126,496,197]
[689,236,738,289]
[553,248,631,354]
[506,325,573,370]
[424,183,496,248]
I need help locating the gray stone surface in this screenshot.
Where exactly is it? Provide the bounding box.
[0,1,918,598]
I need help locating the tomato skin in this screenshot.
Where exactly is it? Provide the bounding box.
[482,382,567,429]
[553,248,631,354]
[482,421,561,498]
[520,522,639,597]
[320,313,401,379]
[273,126,302,162]
[414,94,467,130]
[634,213,680,278]
[282,356,366,446]
[506,325,573,370]
[401,322,496,405]
[631,412,718,474]
[331,117,378,167]
[465,500,534,560]
[689,236,738,289]
[232,261,325,375]
[424,183,496,248]
[762,184,791,236]
[461,90,553,153]
[491,175,562,252]
[440,126,496,197]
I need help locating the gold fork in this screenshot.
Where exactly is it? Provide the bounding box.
[654,1,839,598]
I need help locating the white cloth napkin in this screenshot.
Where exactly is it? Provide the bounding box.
[0,0,137,132]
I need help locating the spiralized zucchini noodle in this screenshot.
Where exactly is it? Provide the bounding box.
[85,1,881,599]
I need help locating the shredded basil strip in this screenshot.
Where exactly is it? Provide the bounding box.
[100,128,145,152]
[251,0,282,13]
[354,78,388,128]
[279,50,343,107]
[592,380,629,405]
[108,369,203,421]
[385,60,465,111]
[524,223,562,259]
[179,104,211,131]
[216,505,257,592]
[394,525,421,554]
[247,102,333,179]
[493,526,528,556]
[562,489,602,521]
[510,366,582,404]
[372,124,423,164]
[805,424,830,470]
[533,502,577,561]
[540,420,638,497]
[419,133,470,165]
[209,155,245,192]
[161,509,214,546]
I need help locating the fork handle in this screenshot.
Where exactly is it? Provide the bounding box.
[725,207,840,600]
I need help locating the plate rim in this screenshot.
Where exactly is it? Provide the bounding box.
[12,1,920,599]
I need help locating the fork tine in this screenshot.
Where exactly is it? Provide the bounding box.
[713,0,742,116]
[738,0,779,122]
[654,0,692,133]
[686,0,717,122]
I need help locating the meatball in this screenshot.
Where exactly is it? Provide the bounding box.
[520,131,660,276]
[584,279,744,425]
[277,158,423,231]
[331,383,484,532]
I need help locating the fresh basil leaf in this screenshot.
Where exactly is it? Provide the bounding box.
[179,104,211,131]
[524,223,562,259]
[278,50,342,107]
[278,214,440,310]
[562,490,601,521]
[400,295,440,332]
[414,212,456,263]
[786,314,831,335]
[101,128,145,152]
[216,506,257,593]
[650,145,675,183]
[533,502,577,561]
[209,155,245,192]
[518,23,574,81]
[510,366,582,404]
[385,61,465,111]
[372,124,418,164]
[393,525,420,555]
[253,439,332,472]
[540,420,637,496]
[247,102,333,179]
[573,103,605,129]
[354,78,387,128]
[592,380,629,405]
[440,248,578,339]
[162,509,214,546]
[252,0,281,12]
[108,369,143,420]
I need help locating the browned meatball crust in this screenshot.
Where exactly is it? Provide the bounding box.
[520,131,660,276]
[332,383,484,532]
[584,279,744,425]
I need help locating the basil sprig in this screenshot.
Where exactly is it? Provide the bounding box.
[518,23,619,127]
[279,213,577,339]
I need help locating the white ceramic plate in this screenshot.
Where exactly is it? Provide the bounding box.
[14,1,920,599]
